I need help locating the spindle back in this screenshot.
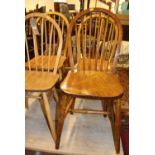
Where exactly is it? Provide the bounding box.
[25,13,63,75]
[68,8,123,72]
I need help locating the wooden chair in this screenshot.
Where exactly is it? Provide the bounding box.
[56,8,123,154]
[25,12,63,145]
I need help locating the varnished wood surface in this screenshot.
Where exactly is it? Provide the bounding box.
[61,70,123,98]
[58,8,123,153]
[25,71,59,92]
[25,55,66,71]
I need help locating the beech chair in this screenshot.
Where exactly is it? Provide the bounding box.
[25,12,69,81]
[25,12,63,144]
[56,8,124,153]
[25,12,68,73]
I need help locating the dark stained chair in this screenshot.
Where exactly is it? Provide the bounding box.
[56,8,124,154]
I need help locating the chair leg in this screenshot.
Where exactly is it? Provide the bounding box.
[56,115,65,149]
[46,89,54,104]
[114,100,121,154]
[55,93,67,149]
[25,92,29,109]
[42,92,57,143]
[58,69,63,81]
[40,96,50,130]
[101,100,107,117]
[53,87,59,104]
[70,97,75,114]
[25,97,28,109]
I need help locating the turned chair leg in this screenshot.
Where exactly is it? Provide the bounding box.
[114,100,121,154]
[55,94,66,149]
[41,92,57,143]
[56,116,65,149]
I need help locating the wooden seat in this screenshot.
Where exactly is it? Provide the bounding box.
[56,8,123,154]
[25,12,63,145]
[25,70,59,91]
[61,70,123,98]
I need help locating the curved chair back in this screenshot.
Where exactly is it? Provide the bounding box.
[68,8,123,72]
[25,13,63,75]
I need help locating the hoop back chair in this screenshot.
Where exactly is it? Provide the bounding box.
[25,12,66,72]
[25,12,63,144]
[57,8,124,153]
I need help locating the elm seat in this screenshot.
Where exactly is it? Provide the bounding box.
[56,8,124,154]
[25,70,59,92]
[61,70,123,98]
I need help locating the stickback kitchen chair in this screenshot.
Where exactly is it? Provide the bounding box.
[25,12,63,144]
[56,8,124,153]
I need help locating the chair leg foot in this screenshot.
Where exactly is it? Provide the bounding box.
[55,141,60,149]
[55,92,66,149]
[70,111,74,115]
[114,100,121,154]
[55,117,64,149]
[42,92,57,143]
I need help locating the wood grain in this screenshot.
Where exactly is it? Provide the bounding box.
[25,71,59,92]
[61,70,123,98]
